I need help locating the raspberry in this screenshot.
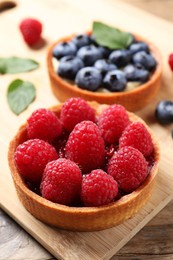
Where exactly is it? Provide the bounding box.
[168,53,173,71]
[119,121,154,157]
[14,139,58,184]
[81,169,118,206]
[65,121,105,173]
[19,18,42,45]
[97,104,130,144]
[60,97,96,132]
[27,108,62,143]
[107,146,148,193]
[40,158,82,205]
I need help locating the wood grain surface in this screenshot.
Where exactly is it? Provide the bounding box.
[0,0,173,259]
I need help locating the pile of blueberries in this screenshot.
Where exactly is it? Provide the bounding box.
[53,33,157,92]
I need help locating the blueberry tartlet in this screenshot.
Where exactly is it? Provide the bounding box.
[47,22,162,111]
[8,98,160,231]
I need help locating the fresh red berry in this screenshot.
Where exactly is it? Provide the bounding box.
[97,104,130,144]
[119,121,154,157]
[19,18,42,45]
[40,158,82,205]
[14,139,58,184]
[81,169,118,207]
[168,53,173,71]
[65,121,105,173]
[60,97,96,132]
[107,146,148,193]
[27,108,62,143]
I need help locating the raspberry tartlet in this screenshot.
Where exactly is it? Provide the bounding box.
[47,23,162,111]
[8,99,160,231]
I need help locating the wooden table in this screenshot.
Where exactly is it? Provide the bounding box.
[0,0,173,259]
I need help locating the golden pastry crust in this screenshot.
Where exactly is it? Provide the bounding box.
[8,102,160,231]
[47,33,162,112]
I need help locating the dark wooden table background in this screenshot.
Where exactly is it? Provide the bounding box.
[0,0,173,259]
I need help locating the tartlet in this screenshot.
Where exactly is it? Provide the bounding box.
[8,102,160,231]
[47,33,162,112]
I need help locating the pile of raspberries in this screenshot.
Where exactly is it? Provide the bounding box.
[14,97,154,207]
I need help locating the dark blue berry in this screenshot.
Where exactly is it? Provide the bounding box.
[90,36,112,58]
[58,56,84,80]
[155,101,173,125]
[77,45,103,66]
[72,34,91,49]
[103,70,127,92]
[53,41,77,60]
[129,42,150,54]
[123,64,149,83]
[94,59,117,76]
[132,51,157,71]
[109,50,132,67]
[75,67,102,91]
[98,46,112,59]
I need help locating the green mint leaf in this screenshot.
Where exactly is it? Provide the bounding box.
[0,57,39,74]
[0,59,7,74]
[7,79,36,115]
[92,21,133,50]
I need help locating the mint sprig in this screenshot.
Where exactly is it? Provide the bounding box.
[0,57,39,74]
[92,21,133,50]
[7,79,36,115]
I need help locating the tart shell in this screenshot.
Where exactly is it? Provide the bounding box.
[8,102,160,231]
[47,33,162,112]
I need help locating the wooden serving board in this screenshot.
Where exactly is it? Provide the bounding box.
[0,0,173,259]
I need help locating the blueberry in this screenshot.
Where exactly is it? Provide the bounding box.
[88,35,111,58]
[129,42,150,54]
[123,64,149,83]
[155,100,173,125]
[72,34,91,49]
[103,70,127,92]
[75,67,102,91]
[53,41,77,60]
[133,69,150,83]
[77,45,103,66]
[98,46,112,59]
[132,51,157,71]
[58,56,84,80]
[94,59,117,76]
[109,50,132,67]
